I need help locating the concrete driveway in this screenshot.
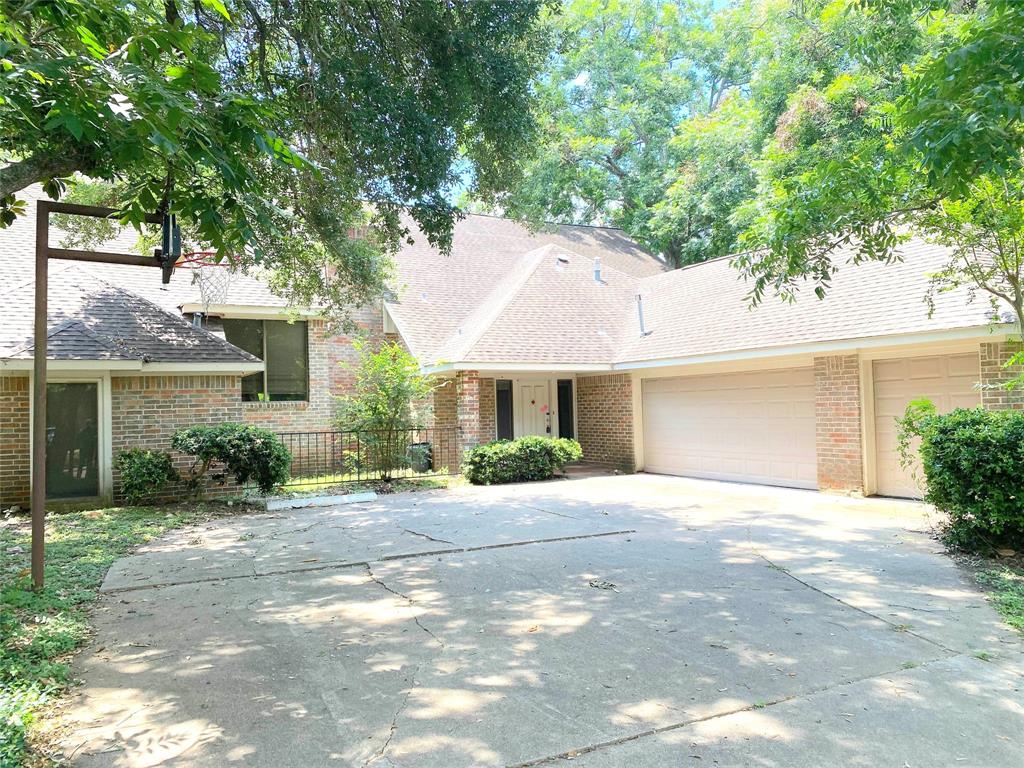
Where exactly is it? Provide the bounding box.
[63,475,1023,767]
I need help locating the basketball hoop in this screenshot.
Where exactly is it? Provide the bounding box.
[176,252,235,325]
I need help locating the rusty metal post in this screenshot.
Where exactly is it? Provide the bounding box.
[31,202,49,590]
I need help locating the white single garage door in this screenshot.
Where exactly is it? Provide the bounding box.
[873,353,980,498]
[642,368,817,489]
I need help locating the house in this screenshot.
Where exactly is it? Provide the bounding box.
[0,187,1020,508]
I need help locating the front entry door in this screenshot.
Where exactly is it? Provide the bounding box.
[517,381,552,437]
[46,382,100,499]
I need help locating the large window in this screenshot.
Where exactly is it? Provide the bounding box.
[223,319,309,401]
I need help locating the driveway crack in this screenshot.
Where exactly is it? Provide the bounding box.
[506,653,959,767]
[365,564,445,649]
[395,524,455,546]
[744,517,957,654]
[369,663,420,766]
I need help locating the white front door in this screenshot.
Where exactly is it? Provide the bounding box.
[516,380,552,437]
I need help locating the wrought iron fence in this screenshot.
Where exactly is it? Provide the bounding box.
[272,426,459,490]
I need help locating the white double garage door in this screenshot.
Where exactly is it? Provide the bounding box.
[641,353,980,497]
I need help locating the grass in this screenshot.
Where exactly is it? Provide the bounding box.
[270,473,464,498]
[975,566,1024,633]
[0,502,256,767]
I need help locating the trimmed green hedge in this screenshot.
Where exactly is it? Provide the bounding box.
[899,403,1024,550]
[462,436,583,485]
[115,448,178,503]
[172,423,291,494]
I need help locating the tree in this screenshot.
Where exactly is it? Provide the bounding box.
[489,0,763,266]
[336,340,437,480]
[0,0,552,317]
[734,0,1024,337]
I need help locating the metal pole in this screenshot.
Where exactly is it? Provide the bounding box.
[31,202,49,591]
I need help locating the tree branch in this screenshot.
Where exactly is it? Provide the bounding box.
[0,152,81,200]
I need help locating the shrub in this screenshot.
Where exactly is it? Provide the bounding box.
[898,401,1024,551]
[172,424,291,494]
[462,436,582,485]
[336,340,437,480]
[115,449,178,503]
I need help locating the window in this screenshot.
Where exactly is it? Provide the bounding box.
[557,379,575,439]
[223,319,309,401]
[495,380,514,440]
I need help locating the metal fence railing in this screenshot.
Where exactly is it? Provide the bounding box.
[272,426,459,490]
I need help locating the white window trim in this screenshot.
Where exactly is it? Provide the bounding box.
[28,371,113,505]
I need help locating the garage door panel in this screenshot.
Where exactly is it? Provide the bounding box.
[642,367,817,489]
[873,353,979,498]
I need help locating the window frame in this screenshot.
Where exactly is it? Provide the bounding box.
[224,318,309,403]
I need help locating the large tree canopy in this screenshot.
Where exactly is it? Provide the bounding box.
[734,0,1024,337]
[489,0,760,267]
[0,0,551,316]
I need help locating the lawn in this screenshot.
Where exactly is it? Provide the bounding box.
[976,566,1024,633]
[0,502,256,767]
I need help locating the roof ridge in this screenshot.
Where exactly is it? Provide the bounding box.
[434,244,556,364]
[461,210,630,234]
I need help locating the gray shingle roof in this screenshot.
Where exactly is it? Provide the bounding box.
[616,240,1000,364]
[0,186,289,316]
[0,265,260,364]
[386,214,667,363]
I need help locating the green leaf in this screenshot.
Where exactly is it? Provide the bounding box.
[200,0,231,21]
[75,25,108,59]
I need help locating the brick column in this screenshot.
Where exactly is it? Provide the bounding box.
[980,341,1024,410]
[576,374,635,471]
[814,355,864,493]
[456,370,483,456]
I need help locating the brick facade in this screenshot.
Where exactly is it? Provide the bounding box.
[980,341,1024,410]
[111,375,244,501]
[0,375,30,509]
[430,377,459,471]
[455,370,483,455]
[479,378,496,443]
[814,355,864,493]
[576,374,634,470]
[244,308,384,433]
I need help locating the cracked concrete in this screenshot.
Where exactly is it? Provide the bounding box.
[62,475,1023,767]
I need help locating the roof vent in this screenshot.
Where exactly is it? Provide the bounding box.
[593,257,602,284]
[637,294,651,337]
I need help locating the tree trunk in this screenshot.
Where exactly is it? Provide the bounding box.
[0,153,82,200]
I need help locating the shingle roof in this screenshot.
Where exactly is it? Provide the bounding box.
[0,186,289,315]
[0,265,260,364]
[386,213,667,362]
[616,240,1000,364]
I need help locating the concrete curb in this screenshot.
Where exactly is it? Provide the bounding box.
[265,491,378,511]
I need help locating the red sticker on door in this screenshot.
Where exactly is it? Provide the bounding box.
[540,404,549,414]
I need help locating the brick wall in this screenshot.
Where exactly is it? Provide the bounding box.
[244,306,384,433]
[980,341,1024,410]
[431,377,459,472]
[455,370,483,455]
[814,355,864,493]
[576,374,634,470]
[0,375,30,509]
[111,375,244,501]
[479,378,496,443]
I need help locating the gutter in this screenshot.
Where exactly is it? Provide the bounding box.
[421,324,1014,375]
